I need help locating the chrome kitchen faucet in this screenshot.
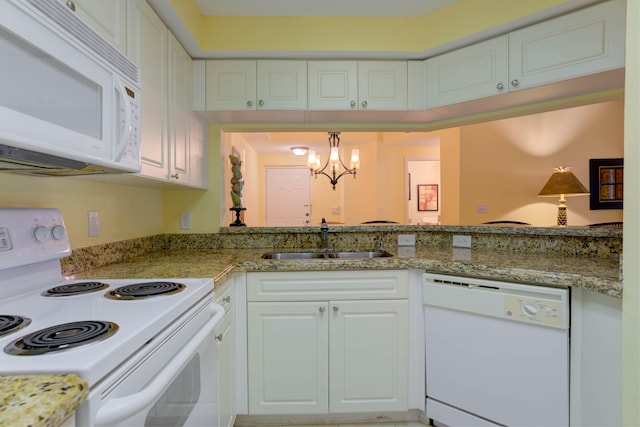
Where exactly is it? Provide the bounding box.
[320,218,329,250]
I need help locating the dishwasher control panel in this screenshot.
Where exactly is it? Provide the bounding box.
[504,295,564,327]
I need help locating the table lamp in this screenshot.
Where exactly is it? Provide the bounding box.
[538,166,590,226]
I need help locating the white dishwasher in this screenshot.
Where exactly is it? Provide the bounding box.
[423,273,569,426]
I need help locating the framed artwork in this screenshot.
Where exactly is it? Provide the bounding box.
[589,158,623,210]
[417,184,438,211]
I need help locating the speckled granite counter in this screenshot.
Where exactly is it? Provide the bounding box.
[67,245,622,298]
[0,374,88,427]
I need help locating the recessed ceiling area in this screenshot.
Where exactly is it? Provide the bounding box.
[193,0,458,17]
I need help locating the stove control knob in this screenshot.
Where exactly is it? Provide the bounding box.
[51,225,66,240]
[33,225,50,242]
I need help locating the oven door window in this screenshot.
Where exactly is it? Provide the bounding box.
[145,354,202,427]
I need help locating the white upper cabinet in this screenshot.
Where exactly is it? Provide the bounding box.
[205,60,307,110]
[425,0,625,109]
[308,60,408,111]
[61,0,127,53]
[257,60,308,109]
[127,0,168,181]
[167,31,193,184]
[358,61,408,110]
[205,60,257,110]
[308,61,359,110]
[508,0,625,91]
[426,36,509,108]
[128,0,206,188]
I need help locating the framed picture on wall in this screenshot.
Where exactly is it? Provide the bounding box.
[589,158,623,210]
[417,184,438,211]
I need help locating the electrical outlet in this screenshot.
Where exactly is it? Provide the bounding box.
[88,211,99,237]
[452,234,471,248]
[180,212,192,230]
[398,234,416,246]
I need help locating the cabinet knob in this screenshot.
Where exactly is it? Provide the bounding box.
[258,99,264,106]
[361,100,368,108]
[65,0,76,12]
[350,100,356,108]
[223,295,231,303]
[511,79,519,87]
[333,306,339,312]
[246,100,253,107]
[496,82,504,90]
[215,333,223,342]
[171,173,179,180]
[319,306,325,313]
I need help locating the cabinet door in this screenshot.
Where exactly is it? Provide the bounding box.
[216,312,235,427]
[308,61,359,110]
[329,299,409,413]
[65,0,127,53]
[508,0,625,91]
[205,60,257,110]
[257,60,307,110]
[358,61,408,110]
[247,301,329,414]
[188,114,208,189]
[127,0,168,180]
[426,36,509,108]
[167,32,192,183]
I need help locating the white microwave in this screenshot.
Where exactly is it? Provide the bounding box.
[0,0,141,176]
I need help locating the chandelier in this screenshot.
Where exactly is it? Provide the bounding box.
[307,132,360,190]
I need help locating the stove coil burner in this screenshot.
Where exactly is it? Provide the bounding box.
[41,282,110,297]
[5,320,119,355]
[105,281,186,300]
[0,315,31,337]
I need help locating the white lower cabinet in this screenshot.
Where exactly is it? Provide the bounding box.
[570,287,622,426]
[246,270,409,415]
[215,278,236,427]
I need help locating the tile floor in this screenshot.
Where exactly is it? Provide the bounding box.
[247,423,426,427]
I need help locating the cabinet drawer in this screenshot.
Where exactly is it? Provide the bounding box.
[215,279,233,312]
[247,270,408,302]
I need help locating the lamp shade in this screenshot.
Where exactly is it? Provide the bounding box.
[538,166,590,197]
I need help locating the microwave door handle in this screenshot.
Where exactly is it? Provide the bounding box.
[113,77,132,162]
[93,302,225,427]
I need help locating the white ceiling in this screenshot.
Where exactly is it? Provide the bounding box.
[193,0,458,17]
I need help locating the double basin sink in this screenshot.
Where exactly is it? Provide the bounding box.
[262,250,393,260]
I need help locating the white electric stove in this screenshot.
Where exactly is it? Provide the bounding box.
[0,208,223,426]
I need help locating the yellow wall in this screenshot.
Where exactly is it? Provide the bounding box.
[164,125,223,233]
[0,174,163,248]
[459,100,624,226]
[170,0,567,55]
[439,128,462,225]
[623,1,640,424]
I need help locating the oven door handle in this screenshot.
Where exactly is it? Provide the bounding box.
[94,302,225,427]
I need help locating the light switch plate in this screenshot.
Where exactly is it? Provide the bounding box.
[180,212,192,230]
[398,234,416,246]
[88,211,99,237]
[452,235,472,248]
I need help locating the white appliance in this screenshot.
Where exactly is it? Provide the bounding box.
[423,273,570,426]
[0,208,224,427]
[0,0,141,176]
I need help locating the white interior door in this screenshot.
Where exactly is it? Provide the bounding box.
[265,167,311,226]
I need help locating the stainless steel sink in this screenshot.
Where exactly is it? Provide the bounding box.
[261,250,393,260]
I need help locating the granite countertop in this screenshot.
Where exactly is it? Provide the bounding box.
[0,374,88,427]
[68,246,622,298]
